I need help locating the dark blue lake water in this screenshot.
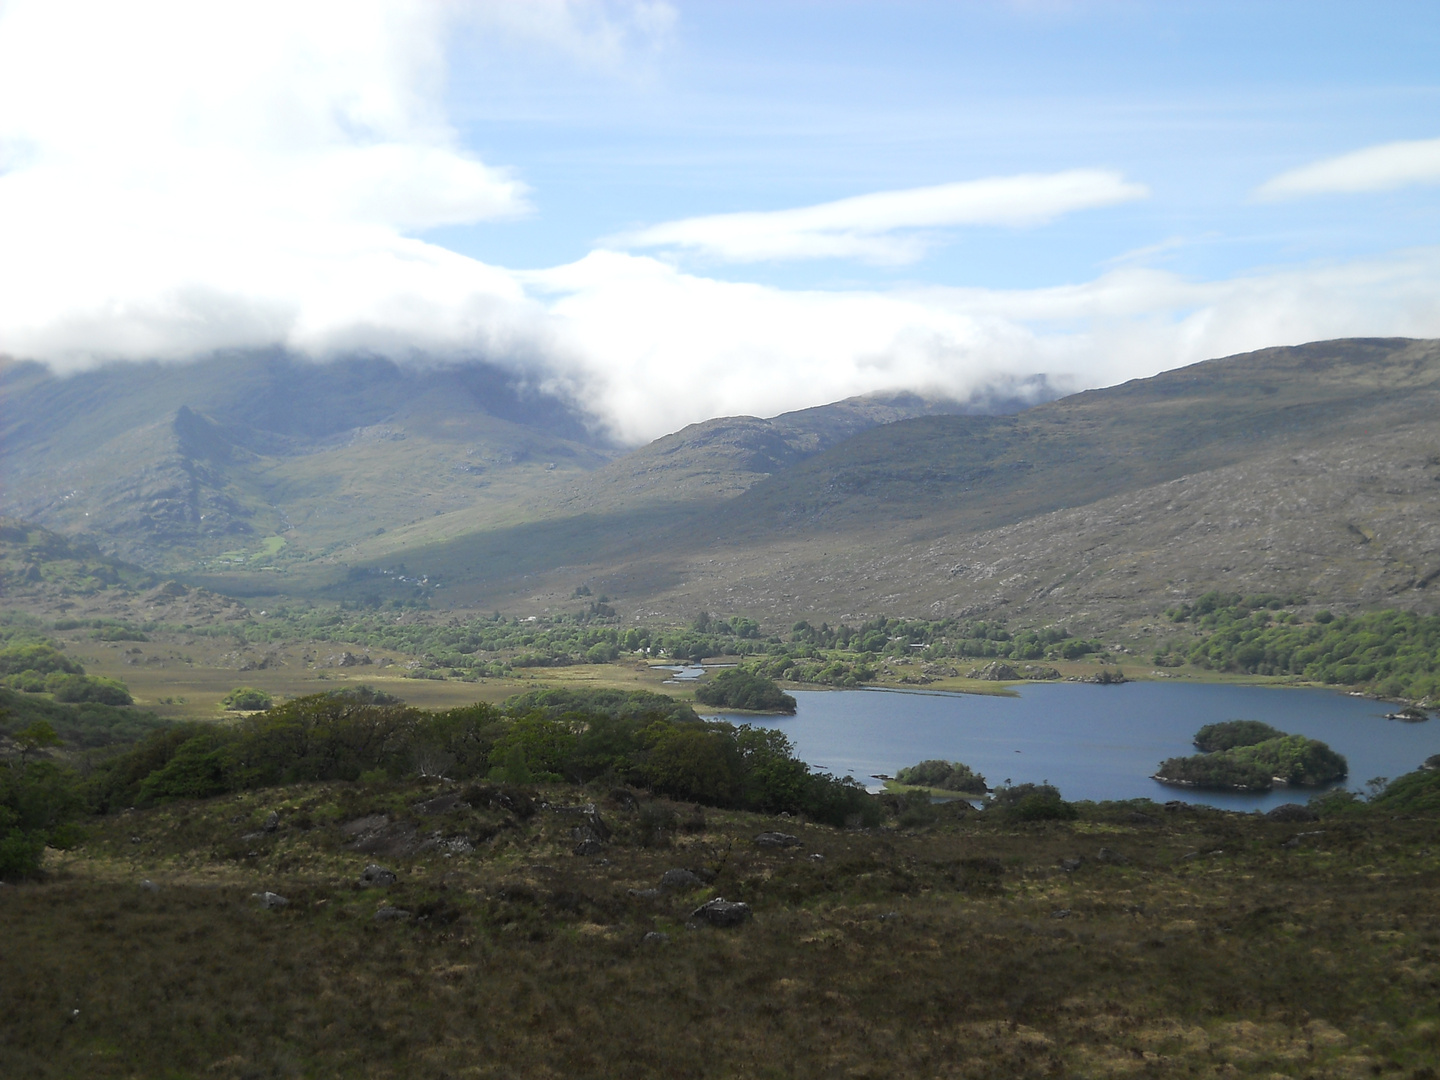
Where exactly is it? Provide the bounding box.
[722,682,1440,811]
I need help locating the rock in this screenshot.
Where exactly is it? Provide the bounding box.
[967,661,1019,681]
[690,898,753,927]
[262,811,280,833]
[1074,669,1127,685]
[1266,803,1319,823]
[878,911,901,922]
[573,838,605,857]
[359,864,397,887]
[411,794,469,817]
[553,803,612,840]
[1282,830,1325,849]
[571,824,606,850]
[253,891,289,909]
[1096,847,1128,865]
[809,853,826,862]
[755,832,801,848]
[659,868,703,891]
[1021,664,1062,680]
[1052,909,1071,919]
[641,931,671,946]
[627,888,662,900]
[1059,857,1083,873]
[139,879,160,893]
[373,907,412,923]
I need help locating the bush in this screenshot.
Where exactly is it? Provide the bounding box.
[222,687,272,711]
[986,783,1077,821]
[47,673,132,706]
[0,642,83,678]
[694,669,797,713]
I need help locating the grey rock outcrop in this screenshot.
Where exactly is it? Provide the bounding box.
[659,868,703,891]
[755,832,800,848]
[359,864,397,887]
[690,898,753,927]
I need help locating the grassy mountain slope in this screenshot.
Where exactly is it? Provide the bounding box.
[0,352,613,579]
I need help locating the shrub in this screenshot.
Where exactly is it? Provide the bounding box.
[222,687,272,711]
[47,673,132,706]
[987,783,1077,821]
[0,642,83,678]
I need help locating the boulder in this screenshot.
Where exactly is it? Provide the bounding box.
[359,864,397,887]
[262,811,280,832]
[373,906,412,923]
[139,879,160,893]
[1058,857,1083,873]
[659,868,703,891]
[641,931,671,946]
[1095,847,1128,865]
[690,898,753,928]
[573,838,605,857]
[755,832,801,848]
[253,891,289,909]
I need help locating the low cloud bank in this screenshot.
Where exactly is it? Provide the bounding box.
[2,3,1440,445]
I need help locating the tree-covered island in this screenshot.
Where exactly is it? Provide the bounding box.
[1155,719,1348,791]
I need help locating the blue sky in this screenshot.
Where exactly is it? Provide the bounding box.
[2,1,1439,441]
[435,1,1440,286]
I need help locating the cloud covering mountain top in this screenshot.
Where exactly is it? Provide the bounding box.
[1,1,1438,445]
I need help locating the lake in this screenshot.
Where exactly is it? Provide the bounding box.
[725,681,1440,811]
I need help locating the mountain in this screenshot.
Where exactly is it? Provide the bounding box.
[0,351,990,594]
[0,350,613,575]
[372,338,1440,637]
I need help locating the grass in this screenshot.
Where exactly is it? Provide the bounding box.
[4,779,1440,1078]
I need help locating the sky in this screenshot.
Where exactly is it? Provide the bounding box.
[1,0,1439,443]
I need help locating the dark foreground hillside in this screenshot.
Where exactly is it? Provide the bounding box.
[3,777,1439,1079]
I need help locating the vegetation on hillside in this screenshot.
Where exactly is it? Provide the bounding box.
[1162,592,1440,701]
[0,634,134,705]
[6,767,1440,1078]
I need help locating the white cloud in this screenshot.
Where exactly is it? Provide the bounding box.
[521,247,1440,443]
[2,2,1439,449]
[1256,137,1440,199]
[610,171,1149,263]
[0,0,673,366]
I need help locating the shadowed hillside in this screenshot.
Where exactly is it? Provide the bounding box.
[380,338,1440,637]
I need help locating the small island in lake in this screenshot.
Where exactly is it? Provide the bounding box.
[892,758,989,795]
[1155,719,1348,792]
[694,668,797,713]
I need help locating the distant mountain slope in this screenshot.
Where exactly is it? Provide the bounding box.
[549,389,1034,514]
[0,351,613,572]
[1,350,992,590]
[382,338,1440,635]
